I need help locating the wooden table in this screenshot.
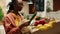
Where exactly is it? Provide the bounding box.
[32,22,60,34]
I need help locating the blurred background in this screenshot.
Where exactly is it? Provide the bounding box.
[0,0,60,34]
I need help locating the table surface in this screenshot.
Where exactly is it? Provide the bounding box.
[32,22,60,34]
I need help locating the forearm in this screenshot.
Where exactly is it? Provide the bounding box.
[7,21,30,34]
[7,27,20,34]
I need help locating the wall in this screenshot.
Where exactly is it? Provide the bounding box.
[46,0,60,20]
[21,1,29,14]
[53,0,60,11]
[47,0,53,10]
[46,11,60,20]
[37,0,53,17]
[37,0,46,17]
[0,0,6,16]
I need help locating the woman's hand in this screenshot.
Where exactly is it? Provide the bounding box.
[19,20,31,34]
[19,20,30,29]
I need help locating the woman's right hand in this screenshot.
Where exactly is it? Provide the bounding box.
[19,20,30,29]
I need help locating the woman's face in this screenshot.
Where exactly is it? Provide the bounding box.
[17,2,23,11]
[14,0,23,11]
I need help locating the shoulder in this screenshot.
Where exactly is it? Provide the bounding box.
[4,13,13,19]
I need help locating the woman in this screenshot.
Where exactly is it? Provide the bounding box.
[4,0,30,34]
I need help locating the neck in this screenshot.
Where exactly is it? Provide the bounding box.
[12,10,20,16]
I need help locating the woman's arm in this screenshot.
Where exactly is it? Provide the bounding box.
[4,16,21,34]
[7,20,30,34]
[19,20,30,29]
[4,17,12,33]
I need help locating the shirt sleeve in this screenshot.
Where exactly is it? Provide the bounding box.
[4,16,20,34]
